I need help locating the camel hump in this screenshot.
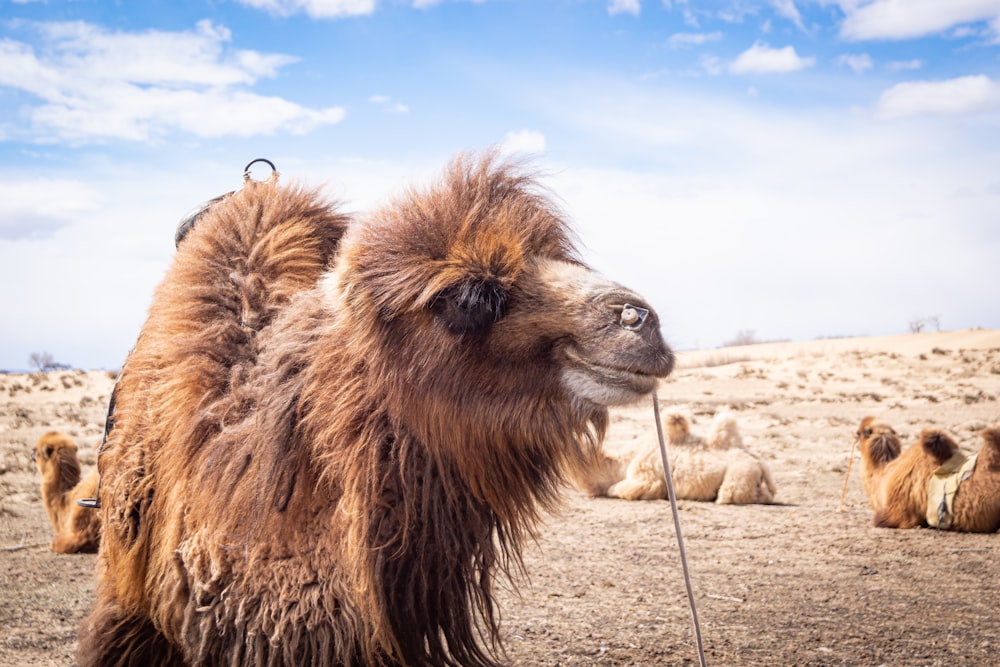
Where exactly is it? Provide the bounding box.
[707,410,742,449]
[980,427,1000,450]
[919,429,959,464]
[154,179,351,365]
[978,428,1000,470]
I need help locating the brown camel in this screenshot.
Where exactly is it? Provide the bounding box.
[34,431,100,553]
[77,152,674,667]
[857,416,1000,531]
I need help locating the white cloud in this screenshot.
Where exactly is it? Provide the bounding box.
[836,53,873,74]
[887,59,923,72]
[876,75,1000,120]
[500,129,547,155]
[0,179,102,241]
[667,31,722,49]
[369,95,410,113]
[771,0,805,29]
[729,42,815,74]
[0,20,345,142]
[839,0,1000,40]
[27,20,297,86]
[608,0,641,17]
[700,54,724,75]
[235,0,376,18]
[412,0,489,8]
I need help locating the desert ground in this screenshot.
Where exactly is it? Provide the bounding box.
[2,328,998,666]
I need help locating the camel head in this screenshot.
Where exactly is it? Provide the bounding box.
[856,417,902,511]
[35,431,83,532]
[856,416,901,468]
[665,412,691,445]
[34,431,81,489]
[323,153,674,449]
[513,257,673,407]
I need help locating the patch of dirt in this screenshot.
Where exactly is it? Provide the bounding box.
[1,337,998,666]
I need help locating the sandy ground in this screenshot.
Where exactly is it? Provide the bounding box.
[1,329,998,666]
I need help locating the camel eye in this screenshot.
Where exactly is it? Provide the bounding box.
[620,304,649,331]
[429,278,508,335]
[862,428,872,438]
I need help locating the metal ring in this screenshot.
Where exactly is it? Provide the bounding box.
[243,158,278,182]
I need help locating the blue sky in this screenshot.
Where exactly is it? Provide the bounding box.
[2,0,999,370]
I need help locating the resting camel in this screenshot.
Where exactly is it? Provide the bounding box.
[34,431,101,553]
[856,416,1000,531]
[77,152,674,666]
[574,410,777,504]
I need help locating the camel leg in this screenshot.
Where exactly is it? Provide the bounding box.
[607,476,666,500]
[77,595,184,667]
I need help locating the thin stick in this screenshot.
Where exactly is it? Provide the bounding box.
[653,394,708,667]
[2,532,45,552]
[837,435,858,512]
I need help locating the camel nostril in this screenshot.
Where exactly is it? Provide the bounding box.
[620,304,649,331]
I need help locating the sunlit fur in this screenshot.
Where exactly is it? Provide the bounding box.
[575,410,776,504]
[858,418,1000,532]
[78,152,673,667]
[34,431,100,553]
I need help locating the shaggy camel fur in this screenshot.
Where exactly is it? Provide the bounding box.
[575,410,777,504]
[34,431,101,553]
[77,153,674,667]
[857,417,1000,531]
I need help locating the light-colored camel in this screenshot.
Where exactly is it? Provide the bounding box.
[34,431,100,553]
[77,152,674,666]
[575,410,777,504]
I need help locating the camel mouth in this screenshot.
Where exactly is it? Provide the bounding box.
[561,346,661,406]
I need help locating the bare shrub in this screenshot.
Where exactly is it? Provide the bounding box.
[909,315,941,334]
[27,352,71,372]
[723,330,760,347]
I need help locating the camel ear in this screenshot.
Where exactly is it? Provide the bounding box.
[429,278,508,335]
